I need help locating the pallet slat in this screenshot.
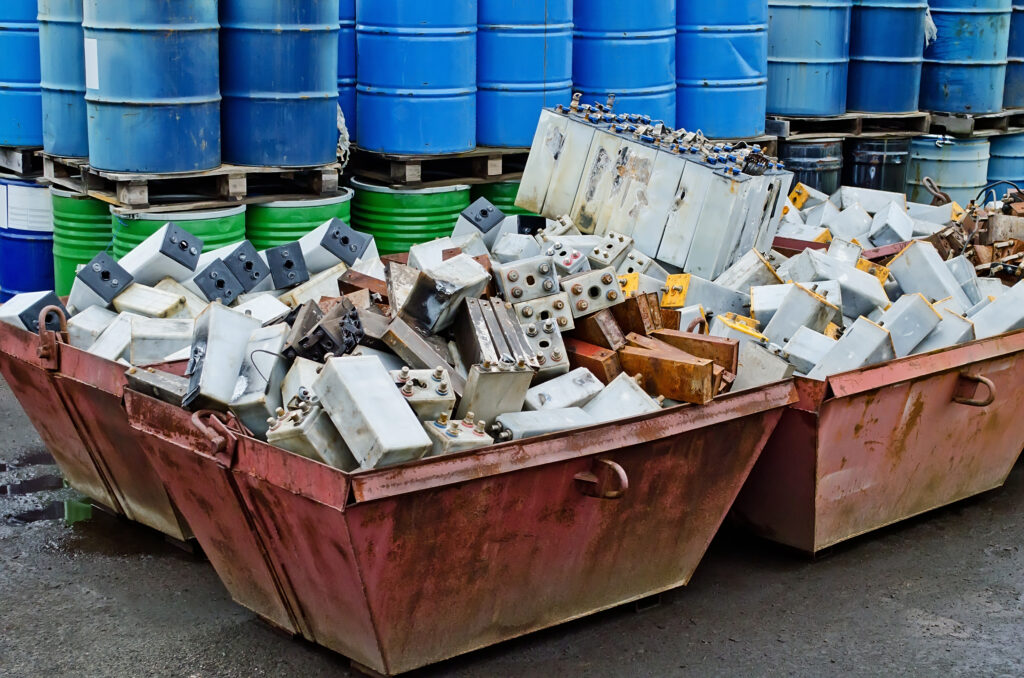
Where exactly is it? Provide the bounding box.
[767,111,931,139]
[348,146,529,188]
[0,146,44,176]
[42,153,341,208]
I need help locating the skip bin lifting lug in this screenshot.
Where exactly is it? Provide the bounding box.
[36,305,67,370]
[574,458,629,500]
[953,372,996,408]
[191,410,250,468]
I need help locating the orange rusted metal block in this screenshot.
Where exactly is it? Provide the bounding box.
[338,269,389,301]
[618,346,715,405]
[567,308,627,351]
[650,328,740,374]
[610,293,662,336]
[564,337,623,384]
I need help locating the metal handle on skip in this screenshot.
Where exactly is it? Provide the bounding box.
[953,373,996,408]
[36,305,68,365]
[575,459,629,500]
[191,410,252,468]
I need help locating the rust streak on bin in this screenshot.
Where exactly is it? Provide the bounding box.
[733,330,1024,555]
[51,344,191,541]
[0,321,122,513]
[126,381,797,675]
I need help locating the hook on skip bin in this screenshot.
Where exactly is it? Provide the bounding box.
[953,373,996,408]
[575,458,629,500]
[191,410,253,468]
[36,305,68,367]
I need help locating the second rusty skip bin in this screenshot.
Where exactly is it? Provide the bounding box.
[125,380,798,675]
[733,329,1024,555]
[0,308,190,542]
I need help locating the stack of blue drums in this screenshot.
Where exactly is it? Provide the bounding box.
[339,0,356,137]
[220,0,340,166]
[676,0,768,138]
[38,0,88,157]
[478,0,572,147]
[83,0,221,173]
[0,0,42,147]
[1004,2,1024,107]
[356,1,477,155]
[767,0,852,116]
[573,0,676,123]
[921,0,1012,114]
[847,0,927,112]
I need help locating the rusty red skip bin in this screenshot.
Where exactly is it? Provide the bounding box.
[0,309,190,541]
[125,379,797,675]
[732,328,1024,555]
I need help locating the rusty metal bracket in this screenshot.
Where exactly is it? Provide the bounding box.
[953,372,996,408]
[192,410,252,468]
[36,305,67,370]
[575,458,629,500]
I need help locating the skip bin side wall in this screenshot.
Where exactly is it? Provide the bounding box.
[225,382,794,675]
[125,390,300,636]
[735,329,1024,554]
[0,322,120,512]
[51,345,191,541]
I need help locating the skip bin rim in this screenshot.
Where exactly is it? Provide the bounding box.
[813,326,1024,402]
[136,378,798,505]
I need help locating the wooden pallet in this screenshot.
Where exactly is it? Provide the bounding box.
[0,146,43,176]
[928,108,1024,136]
[42,153,341,208]
[348,145,529,188]
[766,111,931,139]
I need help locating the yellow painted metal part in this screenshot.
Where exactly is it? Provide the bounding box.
[660,274,692,308]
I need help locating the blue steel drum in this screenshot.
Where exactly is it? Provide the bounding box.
[921,0,1012,114]
[478,0,573,147]
[356,1,477,155]
[767,0,852,116]
[221,0,339,167]
[0,179,54,300]
[83,0,220,173]
[0,1,42,147]
[676,0,768,138]
[339,0,356,138]
[906,136,990,206]
[38,0,88,157]
[1005,4,1024,107]
[847,0,927,112]
[573,0,676,123]
[987,133,1024,188]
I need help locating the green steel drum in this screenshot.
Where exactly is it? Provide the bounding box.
[350,179,470,255]
[245,190,353,250]
[111,204,246,259]
[51,187,113,296]
[471,181,537,216]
